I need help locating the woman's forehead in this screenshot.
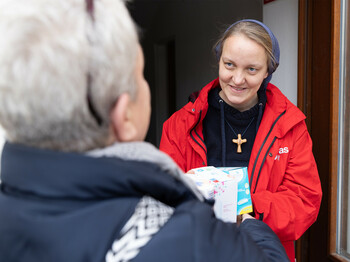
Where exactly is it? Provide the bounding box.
[223,35,266,55]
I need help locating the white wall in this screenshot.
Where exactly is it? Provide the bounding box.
[263,0,298,106]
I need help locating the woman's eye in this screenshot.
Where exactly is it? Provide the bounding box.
[248,67,257,73]
[225,63,233,67]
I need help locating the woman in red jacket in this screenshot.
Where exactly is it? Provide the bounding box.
[160,19,322,262]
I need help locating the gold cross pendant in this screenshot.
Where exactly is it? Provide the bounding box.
[232,134,247,153]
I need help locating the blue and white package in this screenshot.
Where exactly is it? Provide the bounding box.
[217,167,253,215]
[185,166,238,222]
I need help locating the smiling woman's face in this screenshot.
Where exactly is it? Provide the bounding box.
[218,34,268,112]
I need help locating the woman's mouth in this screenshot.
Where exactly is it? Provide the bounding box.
[229,85,246,92]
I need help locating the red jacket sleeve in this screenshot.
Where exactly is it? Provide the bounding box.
[160,118,187,172]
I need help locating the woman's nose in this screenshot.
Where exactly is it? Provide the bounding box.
[232,70,245,85]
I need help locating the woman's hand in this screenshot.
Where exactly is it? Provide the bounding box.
[242,213,255,222]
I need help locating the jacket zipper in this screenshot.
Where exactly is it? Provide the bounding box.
[253,137,277,194]
[190,110,207,154]
[249,110,286,189]
[255,136,277,222]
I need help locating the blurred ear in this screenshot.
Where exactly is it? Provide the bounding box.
[110,93,137,142]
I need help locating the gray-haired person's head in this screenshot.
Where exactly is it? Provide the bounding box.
[0,0,139,152]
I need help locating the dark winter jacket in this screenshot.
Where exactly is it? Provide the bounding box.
[0,141,289,262]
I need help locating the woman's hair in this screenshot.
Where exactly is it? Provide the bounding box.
[0,0,139,152]
[214,21,278,74]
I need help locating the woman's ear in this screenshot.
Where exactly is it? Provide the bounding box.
[110,93,138,142]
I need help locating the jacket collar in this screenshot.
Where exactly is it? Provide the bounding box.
[265,83,306,137]
[0,142,196,207]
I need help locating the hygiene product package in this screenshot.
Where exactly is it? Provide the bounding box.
[185,166,253,222]
[185,166,237,223]
[217,167,253,215]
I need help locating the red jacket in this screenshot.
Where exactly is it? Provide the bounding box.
[160,78,322,261]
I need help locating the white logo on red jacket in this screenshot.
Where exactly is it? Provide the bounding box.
[279,147,289,154]
[275,147,289,161]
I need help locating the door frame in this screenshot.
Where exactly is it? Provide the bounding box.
[296,0,341,261]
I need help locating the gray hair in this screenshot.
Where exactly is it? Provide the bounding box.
[0,0,139,152]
